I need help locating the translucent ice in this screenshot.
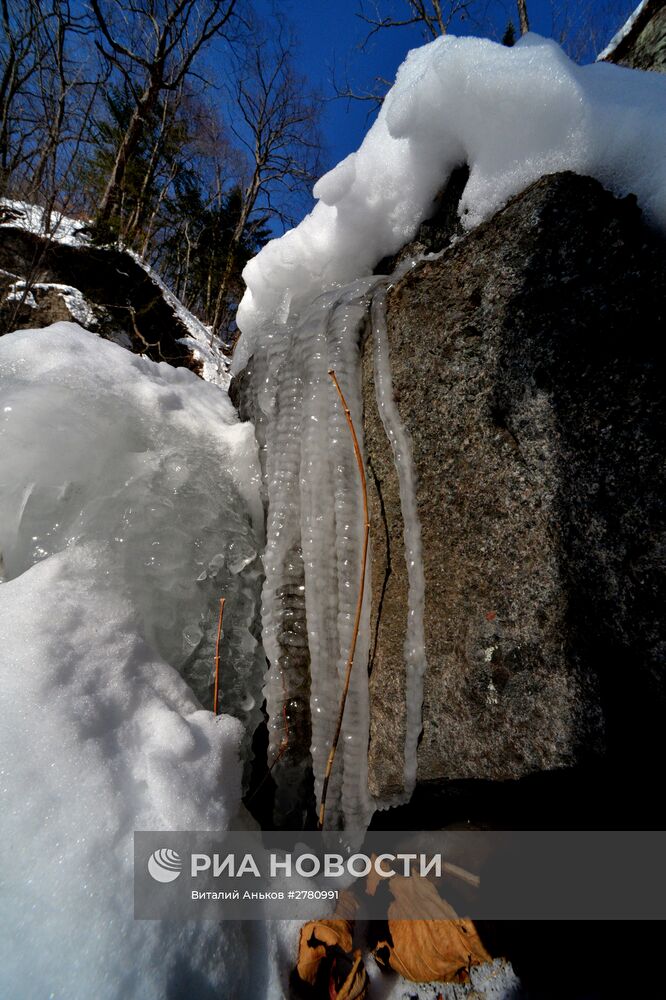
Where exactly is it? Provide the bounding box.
[253,280,379,830]
[0,323,265,765]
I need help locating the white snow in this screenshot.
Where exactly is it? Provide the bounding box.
[5,285,36,308]
[0,198,89,246]
[5,279,97,326]
[597,0,649,61]
[235,32,666,366]
[130,250,232,387]
[0,322,270,997]
[365,957,521,999]
[0,545,248,998]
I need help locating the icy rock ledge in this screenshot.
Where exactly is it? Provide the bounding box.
[235,32,666,366]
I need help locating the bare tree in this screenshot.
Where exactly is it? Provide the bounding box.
[0,0,47,195]
[89,0,238,225]
[358,0,475,41]
[549,0,634,62]
[336,0,483,109]
[208,29,321,336]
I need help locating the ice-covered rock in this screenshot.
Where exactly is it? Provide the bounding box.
[231,32,666,831]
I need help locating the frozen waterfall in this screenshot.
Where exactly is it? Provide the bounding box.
[241,268,428,830]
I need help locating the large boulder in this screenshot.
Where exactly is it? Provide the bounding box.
[0,221,203,373]
[363,171,666,801]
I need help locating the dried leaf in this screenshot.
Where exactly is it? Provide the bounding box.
[295,891,368,999]
[373,874,492,984]
[330,950,367,1000]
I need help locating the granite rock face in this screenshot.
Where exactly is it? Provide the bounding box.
[364,171,666,799]
[603,0,666,73]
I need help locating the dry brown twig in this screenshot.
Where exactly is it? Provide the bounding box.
[213,597,226,715]
[318,369,370,830]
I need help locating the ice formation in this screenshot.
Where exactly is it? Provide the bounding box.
[245,268,429,828]
[0,323,265,765]
[233,33,666,829]
[251,279,379,829]
[0,322,289,997]
[370,287,427,800]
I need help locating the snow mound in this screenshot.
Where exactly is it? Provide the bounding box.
[235,33,666,365]
[0,545,248,998]
[0,324,264,725]
[0,322,276,997]
[0,540,298,1000]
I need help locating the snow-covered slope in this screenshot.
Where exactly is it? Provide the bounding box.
[597,0,649,61]
[0,199,230,385]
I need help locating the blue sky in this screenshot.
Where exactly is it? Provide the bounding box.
[259,0,636,173]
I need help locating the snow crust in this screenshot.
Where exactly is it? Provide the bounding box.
[235,33,666,364]
[597,0,649,61]
[5,278,97,326]
[366,957,521,999]
[129,249,232,387]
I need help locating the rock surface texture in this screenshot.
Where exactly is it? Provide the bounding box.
[603,0,666,73]
[364,171,666,800]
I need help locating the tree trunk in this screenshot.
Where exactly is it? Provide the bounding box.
[97,74,161,224]
[517,0,530,35]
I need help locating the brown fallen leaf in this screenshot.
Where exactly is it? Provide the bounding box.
[372,874,492,984]
[295,890,368,999]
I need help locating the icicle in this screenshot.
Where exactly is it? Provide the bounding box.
[252,280,377,830]
[246,262,428,828]
[370,284,428,804]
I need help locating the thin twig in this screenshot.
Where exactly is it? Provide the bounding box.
[318,369,370,830]
[443,861,481,889]
[213,597,226,715]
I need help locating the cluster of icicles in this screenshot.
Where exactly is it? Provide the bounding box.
[246,266,428,830]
